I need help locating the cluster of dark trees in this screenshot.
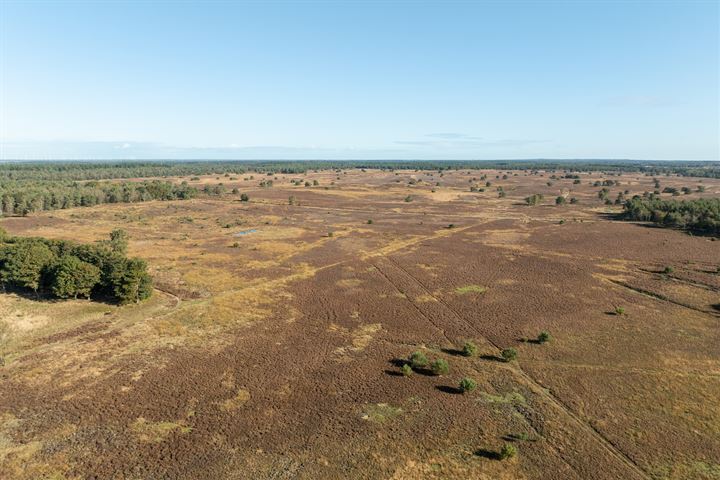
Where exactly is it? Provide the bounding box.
[623,197,720,236]
[1,160,718,179]
[0,180,197,216]
[0,228,152,303]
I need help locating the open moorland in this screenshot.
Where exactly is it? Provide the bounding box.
[1,166,719,479]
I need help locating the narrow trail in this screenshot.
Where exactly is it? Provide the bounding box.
[380,254,652,480]
[608,279,719,317]
[637,267,720,293]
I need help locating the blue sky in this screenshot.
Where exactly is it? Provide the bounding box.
[1,1,718,160]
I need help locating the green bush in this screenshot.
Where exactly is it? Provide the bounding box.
[401,364,413,377]
[614,306,625,315]
[663,266,674,274]
[462,341,478,357]
[240,193,249,201]
[525,194,543,206]
[501,348,518,362]
[499,444,517,460]
[430,359,450,375]
[537,331,552,344]
[409,351,428,369]
[459,377,477,393]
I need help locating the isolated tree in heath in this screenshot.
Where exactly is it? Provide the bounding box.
[51,255,101,299]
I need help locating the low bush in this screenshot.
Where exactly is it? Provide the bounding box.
[537,331,552,344]
[499,444,518,460]
[462,341,478,357]
[501,348,518,362]
[459,377,477,393]
[409,351,428,369]
[430,359,449,375]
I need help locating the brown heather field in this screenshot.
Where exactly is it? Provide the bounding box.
[0,169,719,480]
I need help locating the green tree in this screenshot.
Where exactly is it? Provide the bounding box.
[0,240,56,293]
[109,229,129,255]
[51,255,101,299]
[110,257,153,304]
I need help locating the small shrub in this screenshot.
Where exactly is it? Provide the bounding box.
[430,359,450,376]
[459,377,477,393]
[327,231,334,237]
[537,331,551,343]
[401,364,413,377]
[499,444,518,460]
[367,219,373,224]
[462,341,478,357]
[409,351,428,369]
[663,266,674,274]
[614,306,625,315]
[501,348,518,362]
[240,193,249,202]
[555,196,566,205]
[404,195,413,202]
[525,194,543,206]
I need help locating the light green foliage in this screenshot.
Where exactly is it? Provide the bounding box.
[462,341,478,357]
[430,358,449,375]
[109,228,129,255]
[409,350,428,369]
[501,348,518,362]
[499,443,517,460]
[459,377,477,393]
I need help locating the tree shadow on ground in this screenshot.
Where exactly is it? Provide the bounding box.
[440,347,464,356]
[480,354,505,362]
[436,385,463,395]
[387,358,434,376]
[474,449,501,460]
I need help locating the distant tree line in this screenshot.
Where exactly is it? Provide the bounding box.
[0,228,152,303]
[0,160,718,180]
[623,197,720,236]
[0,180,197,216]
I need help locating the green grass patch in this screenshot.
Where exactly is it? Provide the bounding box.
[478,391,527,406]
[455,285,487,295]
[360,403,402,424]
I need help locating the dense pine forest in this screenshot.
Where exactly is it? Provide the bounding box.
[623,197,720,236]
[0,228,152,304]
[0,160,718,180]
[0,179,197,216]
